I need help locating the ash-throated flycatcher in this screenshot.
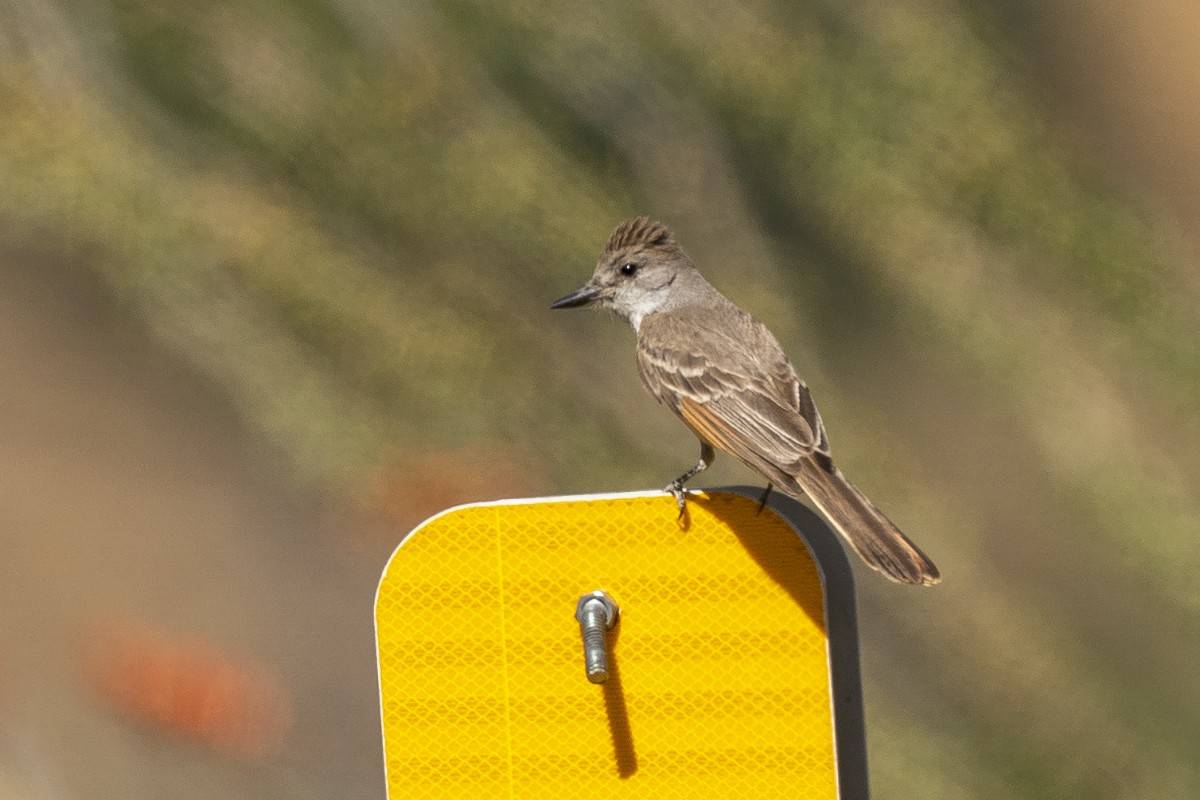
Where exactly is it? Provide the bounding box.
[551,217,940,585]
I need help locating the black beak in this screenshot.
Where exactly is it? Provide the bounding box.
[550,284,603,309]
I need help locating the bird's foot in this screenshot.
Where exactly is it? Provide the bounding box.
[664,480,688,519]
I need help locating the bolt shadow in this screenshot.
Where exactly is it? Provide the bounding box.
[600,621,637,778]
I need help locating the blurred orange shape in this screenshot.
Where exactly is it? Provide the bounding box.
[80,621,292,762]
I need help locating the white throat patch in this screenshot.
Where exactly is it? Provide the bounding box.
[626,290,666,332]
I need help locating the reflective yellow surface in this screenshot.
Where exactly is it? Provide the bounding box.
[376,490,837,798]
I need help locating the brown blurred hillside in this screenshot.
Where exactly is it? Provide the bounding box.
[1,1,1198,798]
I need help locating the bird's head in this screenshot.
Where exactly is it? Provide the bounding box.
[550,217,691,331]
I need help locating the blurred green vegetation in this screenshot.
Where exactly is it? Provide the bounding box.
[2,0,1198,797]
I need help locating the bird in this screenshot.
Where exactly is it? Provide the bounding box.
[550,216,940,585]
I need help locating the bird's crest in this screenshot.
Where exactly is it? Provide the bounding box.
[603,217,675,256]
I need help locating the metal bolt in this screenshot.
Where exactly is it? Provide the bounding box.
[574,590,619,684]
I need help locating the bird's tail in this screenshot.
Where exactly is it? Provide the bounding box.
[788,459,940,585]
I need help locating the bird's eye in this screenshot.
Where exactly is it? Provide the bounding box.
[620,262,639,277]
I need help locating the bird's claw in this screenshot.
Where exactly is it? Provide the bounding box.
[665,481,688,519]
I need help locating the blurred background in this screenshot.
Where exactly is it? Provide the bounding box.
[1,0,1198,797]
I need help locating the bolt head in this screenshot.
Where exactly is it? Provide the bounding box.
[574,590,618,627]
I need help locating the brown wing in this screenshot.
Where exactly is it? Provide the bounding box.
[636,311,828,475]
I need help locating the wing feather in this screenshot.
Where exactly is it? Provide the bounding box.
[636,310,829,468]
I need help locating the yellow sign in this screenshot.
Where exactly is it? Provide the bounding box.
[375,488,867,798]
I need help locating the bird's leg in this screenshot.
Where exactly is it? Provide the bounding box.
[665,441,715,517]
[756,483,774,514]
